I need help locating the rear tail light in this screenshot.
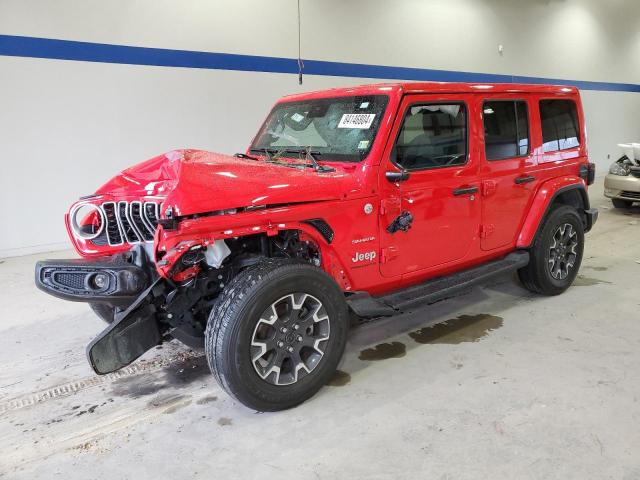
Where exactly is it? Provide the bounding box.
[579,162,596,185]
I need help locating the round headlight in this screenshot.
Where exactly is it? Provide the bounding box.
[70,203,105,240]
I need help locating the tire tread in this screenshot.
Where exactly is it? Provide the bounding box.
[205,259,347,410]
[518,204,584,296]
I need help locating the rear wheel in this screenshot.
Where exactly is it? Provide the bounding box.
[518,205,584,295]
[612,198,633,209]
[205,260,348,411]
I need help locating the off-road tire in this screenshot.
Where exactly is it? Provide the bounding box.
[612,198,633,209]
[518,205,584,295]
[205,259,348,411]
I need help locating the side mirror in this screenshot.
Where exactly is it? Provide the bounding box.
[385,170,410,182]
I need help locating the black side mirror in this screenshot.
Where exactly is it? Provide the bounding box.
[385,170,410,182]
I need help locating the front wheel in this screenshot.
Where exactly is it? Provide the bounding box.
[518,205,584,295]
[205,260,348,411]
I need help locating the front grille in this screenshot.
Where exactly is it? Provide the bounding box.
[621,191,640,200]
[99,201,160,246]
[52,272,86,290]
[119,201,140,243]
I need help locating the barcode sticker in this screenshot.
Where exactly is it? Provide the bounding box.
[338,113,376,129]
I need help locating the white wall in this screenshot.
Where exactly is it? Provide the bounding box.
[1,0,639,257]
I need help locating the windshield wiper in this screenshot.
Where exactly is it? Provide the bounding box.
[249,147,334,172]
[234,152,259,160]
[249,148,279,162]
[279,147,335,173]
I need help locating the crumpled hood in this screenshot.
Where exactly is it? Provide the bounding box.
[96,149,363,217]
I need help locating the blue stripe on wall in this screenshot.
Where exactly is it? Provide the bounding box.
[1,34,639,93]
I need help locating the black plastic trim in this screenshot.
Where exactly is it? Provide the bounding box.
[87,293,161,375]
[514,175,536,185]
[584,208,599,231]
[347,251,529,317]
[35,251,152,306]
[302,219,334,244]
[526,184,594,247]
[385,170,410,182]
[453,186,479,196]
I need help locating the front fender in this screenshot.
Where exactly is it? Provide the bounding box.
[154,207,354,290]
[516,176,588,248]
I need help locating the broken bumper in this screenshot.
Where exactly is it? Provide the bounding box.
[87,282,162,375]
[35,252,151,307]
[34,248,172,375]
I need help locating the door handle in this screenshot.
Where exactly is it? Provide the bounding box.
[452,186,479,196]
[385,170,410,182]
[514,175,536,185]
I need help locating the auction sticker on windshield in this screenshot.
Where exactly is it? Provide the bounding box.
[338,113,376,129]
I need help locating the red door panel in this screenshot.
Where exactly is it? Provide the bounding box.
[379,93,481,278]
[479,97,539,251]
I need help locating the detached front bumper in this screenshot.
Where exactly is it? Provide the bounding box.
[35,247,165,375]
[604,173,640,202]
[35,248,152,307]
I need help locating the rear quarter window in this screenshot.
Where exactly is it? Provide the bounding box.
[539,99,580,152]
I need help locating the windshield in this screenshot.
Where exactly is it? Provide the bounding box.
[251,95,389,162]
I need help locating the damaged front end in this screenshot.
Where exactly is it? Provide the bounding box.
[36,240,237,374]
[36,214,321,376]
[35,149,331,376]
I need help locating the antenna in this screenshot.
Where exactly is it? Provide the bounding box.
[297,0,303,84]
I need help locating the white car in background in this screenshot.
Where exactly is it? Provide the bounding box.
[605,143,640,208]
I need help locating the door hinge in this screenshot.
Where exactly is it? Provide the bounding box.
[380,197,401,216]
[380,246,399,264]
[481,180,497,197]
[480,224,495,238]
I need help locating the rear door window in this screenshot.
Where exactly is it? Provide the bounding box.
[483,101,529,160]
[539,100,580,152]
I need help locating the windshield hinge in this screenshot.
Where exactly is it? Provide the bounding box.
[480,224,495,238]
[380,197,401,217]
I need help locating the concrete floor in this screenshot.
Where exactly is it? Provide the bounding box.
[1,177,640,479]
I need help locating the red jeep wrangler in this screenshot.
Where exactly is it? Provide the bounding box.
[36,82,597,410]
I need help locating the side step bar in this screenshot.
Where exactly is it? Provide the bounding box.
[347,251,529,318]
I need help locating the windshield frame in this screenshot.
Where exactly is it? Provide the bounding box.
[249,94,391,163]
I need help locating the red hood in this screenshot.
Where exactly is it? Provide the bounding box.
[95,149,366,217]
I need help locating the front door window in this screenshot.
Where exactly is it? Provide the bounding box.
[394,103,467,170]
